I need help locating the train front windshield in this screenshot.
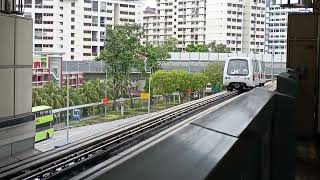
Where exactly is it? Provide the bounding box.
[227,59,249,76]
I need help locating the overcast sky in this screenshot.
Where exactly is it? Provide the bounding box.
[144,0,156,7]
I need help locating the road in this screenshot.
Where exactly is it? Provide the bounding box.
[35,113,152,152]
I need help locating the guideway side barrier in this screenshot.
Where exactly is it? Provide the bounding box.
[92,86,296,180]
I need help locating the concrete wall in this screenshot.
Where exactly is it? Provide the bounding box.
[0,14,35,159]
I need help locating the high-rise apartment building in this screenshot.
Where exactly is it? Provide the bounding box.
[264,4,310,54]
[206,0,266,53]
[24,0,144,61]
[143,0,206,48]
[144,0,267,53]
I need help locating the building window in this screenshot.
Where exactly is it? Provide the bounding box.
[71,18,75,22]
[71,2,75,7]
[43,44,53,48]
[100,2,106,12]
[92,16,98,26]
[71,25,75,29]
[92,1,98,12]
[35,13,42,24]
[71,40,74,44]
[71,55,74,60]
[71,33,75,37]
[71,48,74,52]
[71,10,75,14]
[34,44,42,51]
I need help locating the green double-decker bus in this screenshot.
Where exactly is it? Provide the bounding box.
[32,106,55,142]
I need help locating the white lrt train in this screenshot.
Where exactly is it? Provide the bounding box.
[223,57,266,91]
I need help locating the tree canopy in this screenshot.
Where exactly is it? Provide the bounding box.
[96,24,144,109]
[203,62,224,89]
[184,42,230,53]
[207,41,231,53]
[185,43,209,52]
[141,42,171,73]
[150,70,209,100]
[32,81,108,109]
[96,23,170,109]
[162,38,181,52]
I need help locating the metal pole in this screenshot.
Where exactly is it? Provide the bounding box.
[105,65,107,117]
[272,49,275,82]
[66,62,69,144]
[148,68,151,115]
[188,53,191,73]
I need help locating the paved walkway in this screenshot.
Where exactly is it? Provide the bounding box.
[35,113,155,152]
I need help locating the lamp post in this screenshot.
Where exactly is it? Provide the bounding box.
[66,62,70,144]
[148,67,152,115]
[104,63,108,117]
[144,59,152,115]
[65,61,88,144]
[272,48,275,83]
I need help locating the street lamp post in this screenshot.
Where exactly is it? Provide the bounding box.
[105,65,108,117]
[144,59,152,115]
[65,61,88,144]
[66,62,70,144]
[148,68,152,115]
[272,49,275,83]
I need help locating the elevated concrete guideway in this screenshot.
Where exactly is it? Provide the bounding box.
[85,87,295,180]
[36,83,276,152]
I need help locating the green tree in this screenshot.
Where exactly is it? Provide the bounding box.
[32,82,65,109]
[185,44,209,52]
[32,80,111,110]
[140,42,171,107]
[150,70,176,103]
[203,63,224,92]
[190,73,209,93]
[163,38,181,52]
[197,44,209,52]
[150,70,209,102]
[215,43,231,53]
[185,44,197,52]
[96,23,144,110]
[141,42,170,73]
[207,41,216,53]
[207,41,231,53]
